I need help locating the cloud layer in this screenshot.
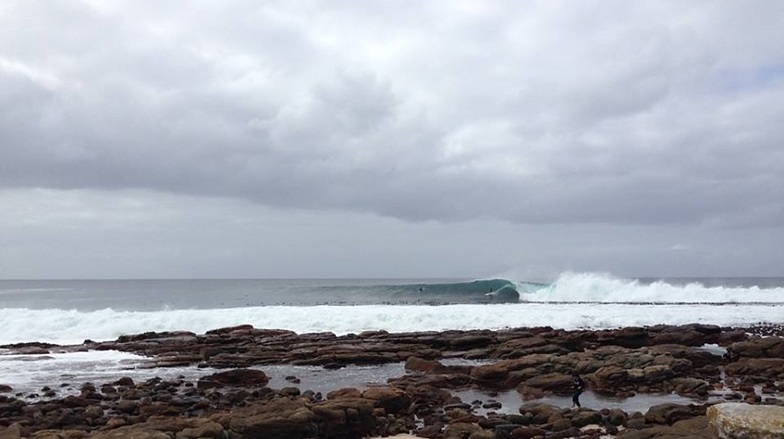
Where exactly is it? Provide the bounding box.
[1,2,783,278]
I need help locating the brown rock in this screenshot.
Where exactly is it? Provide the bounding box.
[521,372,572,393]
[725,358,784,380]
[327,387,362,399]
[511,426,547,439]
[470,364,508,383]
[405,356,442,373]
[197,368,269,389]
[90,428,173,439]
[729,337,784,358]
[0,424,22,439]
[229,398,316,439]
[449,335,494,350]
[361,387,410,414]
[644,403,705,425]
[311,398,376,438]
[174,421,225,439]
[443,422,482,439]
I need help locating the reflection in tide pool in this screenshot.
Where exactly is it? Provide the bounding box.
[455,388,707,415]
[0,352,720,413]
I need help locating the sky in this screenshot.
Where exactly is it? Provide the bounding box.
[1,1,783,279]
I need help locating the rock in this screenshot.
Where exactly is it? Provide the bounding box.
[229,398,317,439]
[470,364,508,384]
[327,388,362,399]
[0,424,23,439]
[30,430,89,439]
[443,422,482,439]
[598,326,648,348]
[205,324,255,335]
[510,426,547,439]
[197,368,269,389]
[310,398,376,438]
[113,377,135,386]
[644,403,705,425]
[174,421,225,439]
[725,358,784,380]
[404,356,442,373]
[570,410,602,427]
[550,418,571,431]
[90,428,173,439]
[518,402,561,424]
[515,385,544,400]
[650,326,708,346]
[361,387,410,414]
[728,337,784,358]
[606,408,628,426]
[672,377,711,396]
[449,334,494,350]
[521,372,572,393]
[708,402,784,439]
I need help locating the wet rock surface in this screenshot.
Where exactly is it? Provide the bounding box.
[0,324,782,438]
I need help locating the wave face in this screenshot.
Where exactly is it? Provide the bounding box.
[383,279,519,303]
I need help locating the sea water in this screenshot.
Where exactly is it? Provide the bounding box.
[1,273,783,407]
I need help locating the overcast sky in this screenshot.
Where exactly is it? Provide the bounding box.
[1,1,783,279]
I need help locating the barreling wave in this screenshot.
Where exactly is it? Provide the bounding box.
[516,272,784,304]
[382,279,520,304]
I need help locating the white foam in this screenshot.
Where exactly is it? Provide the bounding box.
[1,302,782,346]
[521,272,784,303]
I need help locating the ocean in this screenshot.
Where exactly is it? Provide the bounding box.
[1,272,783,404]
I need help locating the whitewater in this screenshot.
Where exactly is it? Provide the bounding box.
[1,272,783,398]
[1,273,783,346]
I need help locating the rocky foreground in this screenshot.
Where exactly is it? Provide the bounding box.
[1,323,784,438]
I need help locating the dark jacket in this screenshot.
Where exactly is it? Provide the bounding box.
[572,376,585,392]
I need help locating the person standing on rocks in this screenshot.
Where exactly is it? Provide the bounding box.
[571,372,585,409]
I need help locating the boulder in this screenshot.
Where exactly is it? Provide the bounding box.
[361,386,410,414]
[470,364,508,384]
[405,356,442,373]
[521,372,572,393]
[310,397,376,438]
[510,426,547,439]
[443,422,482,439]
[725,358,784,380]
[196,368,269,389]
[0,424,22,439]
[173,421,225,439]
[728,337,784,359]
[708,403,784,439]
[229,398,316,439]
[645,403,705,425]
[89,428,174,439]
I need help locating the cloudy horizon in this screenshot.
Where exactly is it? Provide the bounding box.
[2,1,783,279]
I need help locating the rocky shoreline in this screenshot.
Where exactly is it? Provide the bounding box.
[1,323,783,438]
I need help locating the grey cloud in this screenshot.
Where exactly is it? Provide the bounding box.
[1,1,783,230]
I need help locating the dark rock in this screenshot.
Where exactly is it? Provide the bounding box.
[197,369,269,389]
[522,372,572,393]
[510,426,547,439]
[229,398,316,439]
[361,387,410,414]
[644,403,706,425]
